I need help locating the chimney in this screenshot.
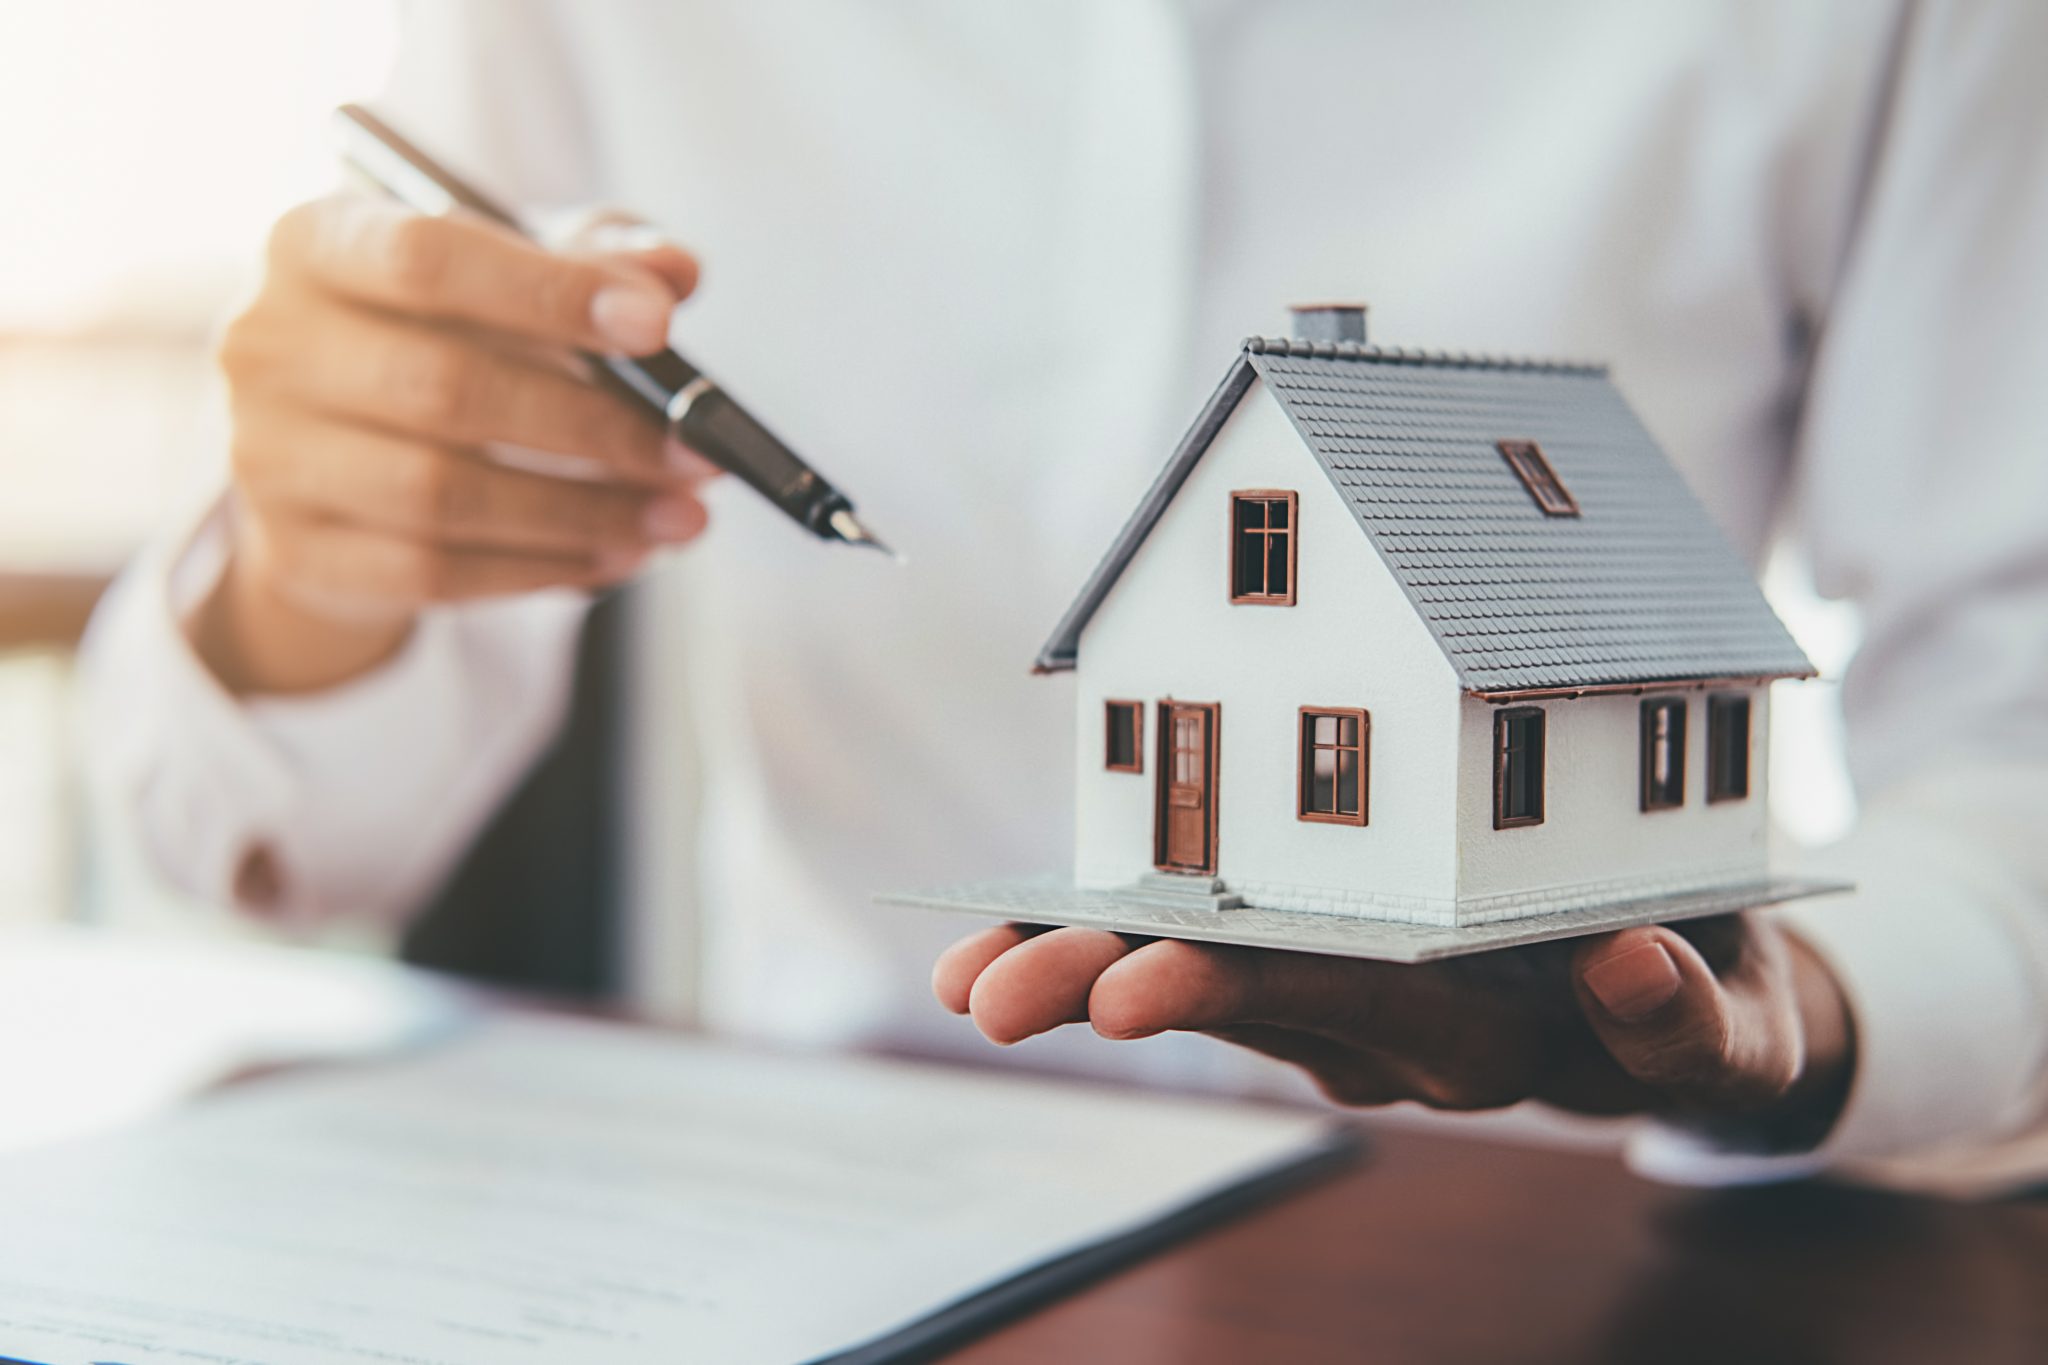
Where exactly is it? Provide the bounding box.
[1290,303,1369,345]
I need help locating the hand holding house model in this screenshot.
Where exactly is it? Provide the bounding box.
[886,306,1847,962]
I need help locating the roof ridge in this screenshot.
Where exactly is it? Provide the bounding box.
[1243,334,1607,376]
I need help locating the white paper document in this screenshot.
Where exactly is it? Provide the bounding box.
[0,1014,1341,1364]
[0,924,461,1155]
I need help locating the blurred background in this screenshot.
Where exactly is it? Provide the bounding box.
[0,0,1857,935]
[0,1,396,924]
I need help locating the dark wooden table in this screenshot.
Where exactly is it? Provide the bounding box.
[948,1124,2048,1365]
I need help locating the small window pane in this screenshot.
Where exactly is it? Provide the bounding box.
[1707,694,1751,801]
[1266,530,1289,596]
[1311,748,1338,811]
[1233,529,1262,597]
[1640,697,1686,810]
[1268,499,1289,529]
[1174,713,1200,785]
[1335,751,1359,813]
[1106,702,1141,772]
[1495,708,1545,827]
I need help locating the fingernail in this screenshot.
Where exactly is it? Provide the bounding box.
[1584,943,1682,1022]
[1094,1024,1161,1041]
[642,497,700,542]
[589,221,676,254]
[590,286,672,353]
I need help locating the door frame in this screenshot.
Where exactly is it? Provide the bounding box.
[1153,700,1221,875]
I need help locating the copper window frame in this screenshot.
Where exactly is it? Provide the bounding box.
[1497,440,1580,518]
[1228,490,1299,605]
[1104,699,1144,774]
[1297,707,1370,826]
[1493,706,1546,829]
[1639,696,1687,812]
[1706,692,1752,803]
[1153,699,1221,875]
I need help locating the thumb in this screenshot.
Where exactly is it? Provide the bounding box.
[1571,924,1802,1115]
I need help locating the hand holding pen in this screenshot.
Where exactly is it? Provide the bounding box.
[188,110,887,698]
[335,104,894,557]
[191,156,707,694]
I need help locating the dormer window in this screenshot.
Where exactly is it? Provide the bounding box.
[1497,440,1579,517]
[1230,490,1298,604]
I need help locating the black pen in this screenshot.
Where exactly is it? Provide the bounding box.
[334,103,897,559]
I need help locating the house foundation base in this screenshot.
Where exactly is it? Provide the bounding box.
[877,875,1851,964]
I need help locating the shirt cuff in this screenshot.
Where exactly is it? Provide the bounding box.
[83,495,587,927]
[83,500,294,915]
[1628,770,2048,1190]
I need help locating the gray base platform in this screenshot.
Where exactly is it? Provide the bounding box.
[878,875,1852,963]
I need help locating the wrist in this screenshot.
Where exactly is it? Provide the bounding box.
[1682,930,1857,1156]
[187,526,413,696]
[1773,930,1858,1149]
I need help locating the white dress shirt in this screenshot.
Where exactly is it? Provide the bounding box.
[81,0,2048,1192]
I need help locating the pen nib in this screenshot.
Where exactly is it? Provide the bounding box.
[828,509,905,564]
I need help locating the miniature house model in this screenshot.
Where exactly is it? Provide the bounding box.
[892,306,1841,960]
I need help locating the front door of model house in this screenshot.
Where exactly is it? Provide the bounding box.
[1155,702,1219,875]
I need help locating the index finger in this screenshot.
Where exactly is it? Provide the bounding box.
[273,196,685,355]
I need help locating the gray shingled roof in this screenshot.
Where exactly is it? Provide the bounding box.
[1036,337,1814,694]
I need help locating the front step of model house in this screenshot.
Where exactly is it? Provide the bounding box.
[1032,304,1817,930]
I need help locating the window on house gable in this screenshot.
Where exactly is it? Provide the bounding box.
[1298,708,1369,825]
[1105,700,1143,773]
[1707,693,1752,802]
[1497,440,1580,517]
[1640,696,1687,811]
[1230,491,1298,604]
[1494,707,1546,829]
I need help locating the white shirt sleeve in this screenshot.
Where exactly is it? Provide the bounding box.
[69,0,613,930]
[77,497,588,929]
[1629,0,2048,1193]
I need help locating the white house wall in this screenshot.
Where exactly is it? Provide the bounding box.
[1453,688,1772,922]
[1071,381,1465,920]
